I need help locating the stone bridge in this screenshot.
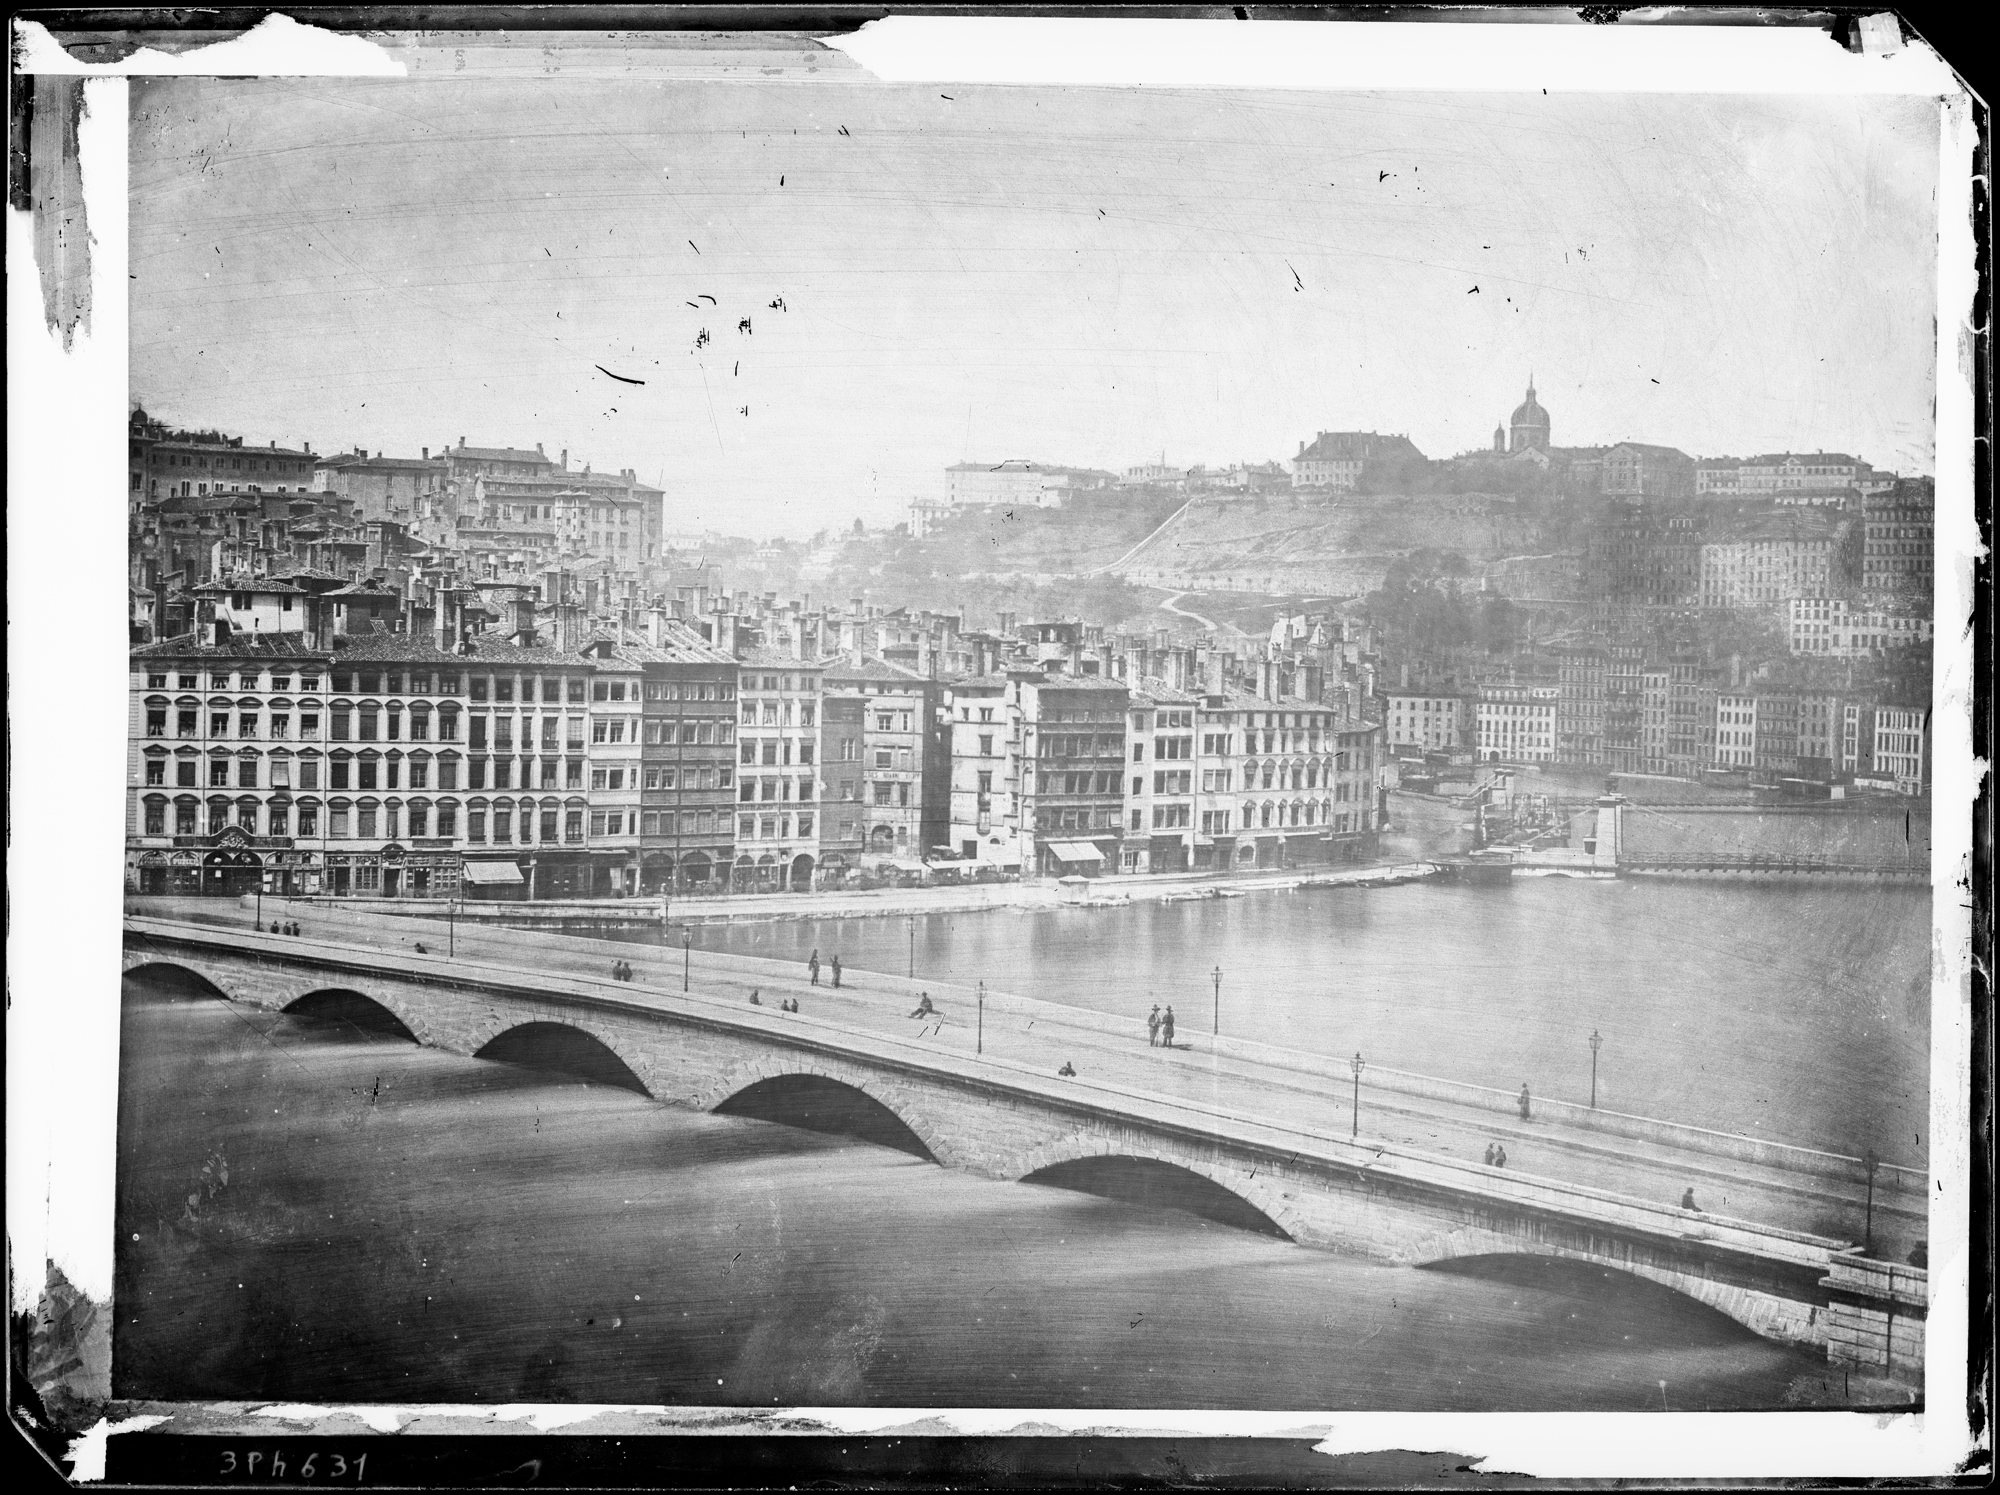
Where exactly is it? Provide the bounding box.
[123,916,1923,1377]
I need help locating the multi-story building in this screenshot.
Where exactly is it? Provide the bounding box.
[1475,685,1559,763]
[132,413,318,502]
[312,448,447,524]
[1753,690,1800,779]
[1381,688,1471,755]
[1871,704,1930,796]
[1553,642,1608,766]
[1715,693,1758,770]
[1862,482,1934,599]
[1662,659,1712,778]
[733,651,825,890]
[1731,452,1883,498]
[1639,668,1671,774]
[1603,644,1647,773]
[944,674,1025,869]
[823,657,951,863]
[631,623,740,896]
[817,695,867,876]
[1598,442,1695,499]
[128,624,471,899]
[1786,597,1935,656]
[1698,510,1854,609]
[452,639,597,898]
[943,460,1101,510]
[1291,431,1427,490]
[1021,677,1130,876]
[1122,683,1197,874]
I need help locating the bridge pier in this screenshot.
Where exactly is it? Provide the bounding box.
[122,921,1924,1378]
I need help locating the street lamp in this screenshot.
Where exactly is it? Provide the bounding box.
[1863,1148,1880,1255]
[1588,1029,1604,1109]
[448,890,457,959]
[909,917,917,980]
[977,981,986,1056]
[1212,965,1222,1037]
[1350,1051,1365,1139]
[682,928,693,993]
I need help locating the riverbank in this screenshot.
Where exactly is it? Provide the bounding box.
[282,858,1440,928]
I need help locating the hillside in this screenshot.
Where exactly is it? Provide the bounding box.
[1113,492,1553,597]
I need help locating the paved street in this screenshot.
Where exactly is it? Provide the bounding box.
[133,894,1927,1263]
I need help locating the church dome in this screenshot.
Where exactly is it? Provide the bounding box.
[1510,384,1549,429]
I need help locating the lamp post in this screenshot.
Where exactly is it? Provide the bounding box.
[977,981,985,1056]
[909,917,917,980]
[1588,1029,1603,1109]
[1863,1148,1880,1255]
[682,928,693,993]
[1212,965,1222,1037]
[448,891,457,959]
[1350,1051,1365,1139]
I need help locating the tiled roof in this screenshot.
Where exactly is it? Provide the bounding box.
[329,632,469,663]
[821,655,926,686]
[316,454,445,471]
[450,445,554,465]
[733,645,823,669]
[133,630,327,660]
[1602,442,1694,460]
[455,636,593,667]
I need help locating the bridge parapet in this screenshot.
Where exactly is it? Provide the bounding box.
[123,914,1905,1369]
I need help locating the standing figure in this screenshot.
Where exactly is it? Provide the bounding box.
[1517,1083,1532,1121]
[1161,1006,1176,1048]
[831,956,843,989]
[1493,1145,1507,1168]
[1681,1188,1699,1211]
[1482,1143,1497,1167]
[809,950,821,986]
[1147,1005,1161,1047]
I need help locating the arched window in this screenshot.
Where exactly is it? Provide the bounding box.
[141,793,169,836]
[327,798,353,840]
[205,795,231,835]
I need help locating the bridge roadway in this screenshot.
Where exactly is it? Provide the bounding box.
[123,899,1928,1371]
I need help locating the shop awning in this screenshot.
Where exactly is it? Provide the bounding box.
[461,860,524,885]
[1047,840,1105,862]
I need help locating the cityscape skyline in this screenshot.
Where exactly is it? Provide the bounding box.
[131,80,1940,537]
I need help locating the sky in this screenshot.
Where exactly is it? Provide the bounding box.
[129,78,1941,537]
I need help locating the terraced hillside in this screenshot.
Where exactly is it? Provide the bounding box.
[1113,492,1549,597]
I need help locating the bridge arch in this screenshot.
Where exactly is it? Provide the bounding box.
[121,960,235,1003]
[701,1060,956,1166]
[1399,1228,1807,1342]
[472,1020,654,1098]
[282,988,418,1042]
[1012,1140,1295,1241]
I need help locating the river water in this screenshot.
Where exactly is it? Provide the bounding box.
[628,879,1933,1169]
[117,879,1926,1409]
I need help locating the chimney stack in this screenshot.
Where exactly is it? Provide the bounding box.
[422,447,429,461]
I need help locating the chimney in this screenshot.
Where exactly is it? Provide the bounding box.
[511,595,537,644]
[536,442,544,454]
[561,448,568,469]
[422,447,429,461]
[647,606,667,648]
[458,437,466,449]
[211,616,232,646]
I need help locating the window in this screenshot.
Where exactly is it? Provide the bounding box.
[874,783,893,806]
[468,810,486,843]
[357,805,378,839]
[470,677,488,703]
[331,710,351,741]
[239,759,259,789]
[209,759,230,788]
[301,712,321,740]
[330,807,351,839]
[592,769,608,790]
[176,801,198,835]
[565,810,583,841]
[210,712,230,738]
[268,806,289,838]
[178,710,198,737]
[144,801,166,835]
[270,714,289,739]
[492,809,511,843]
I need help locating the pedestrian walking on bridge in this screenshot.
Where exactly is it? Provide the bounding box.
[1517,1083,1532,1122]
[831,955,843,989]
[809,950,821,986]
[1147,1005,1161,1047]
[1160,1006,1176,1048]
